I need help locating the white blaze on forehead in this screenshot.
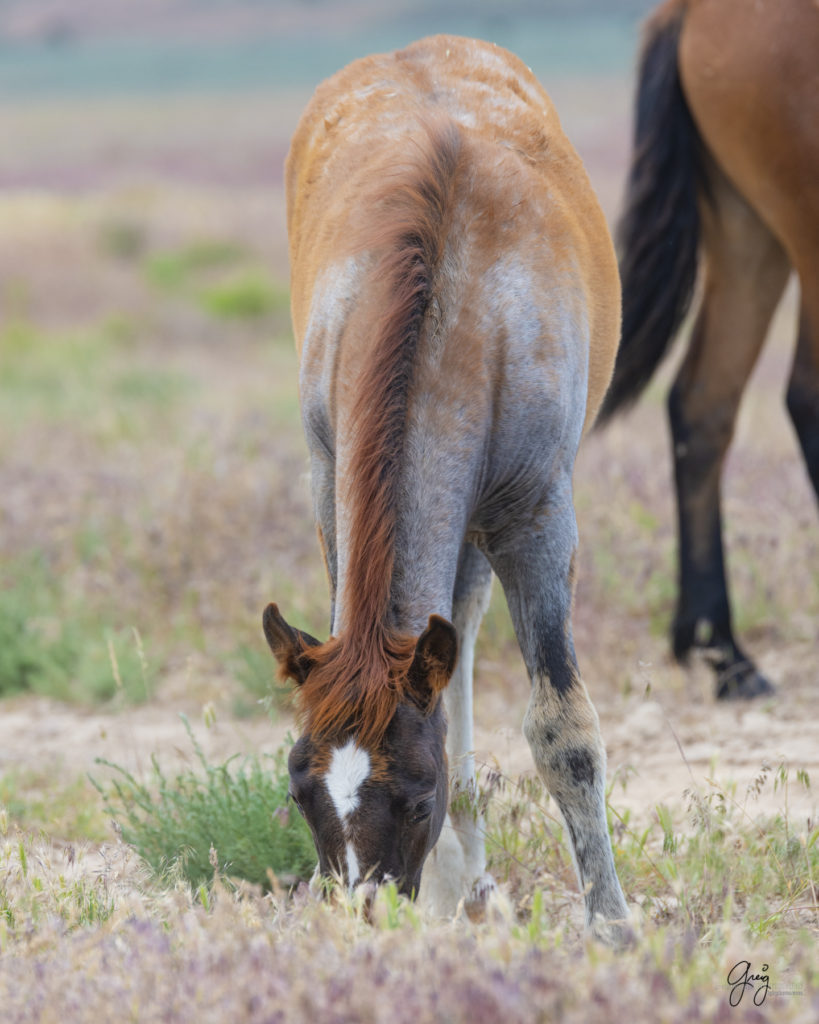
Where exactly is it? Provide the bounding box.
[325,739,371,822]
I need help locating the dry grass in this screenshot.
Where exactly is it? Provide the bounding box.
[2,783,817,1023]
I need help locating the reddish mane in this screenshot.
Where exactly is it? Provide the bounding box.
[291,120,463,749]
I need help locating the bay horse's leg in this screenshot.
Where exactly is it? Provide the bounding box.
[420,543,494,917]
[669,169,790,699]
[787,298,819,501]
[488,489,630,943]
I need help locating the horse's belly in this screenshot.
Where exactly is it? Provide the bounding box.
[680,0,819,266]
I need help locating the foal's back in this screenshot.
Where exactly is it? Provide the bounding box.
[286,35,619,438]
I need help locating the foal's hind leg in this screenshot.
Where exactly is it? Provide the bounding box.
[420,544,494,917]
[669,170,790,699]
[489,494,630,943]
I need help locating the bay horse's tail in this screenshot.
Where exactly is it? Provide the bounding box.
[597,0,702,425]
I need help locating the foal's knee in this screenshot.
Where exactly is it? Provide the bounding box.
[522,682,606,798]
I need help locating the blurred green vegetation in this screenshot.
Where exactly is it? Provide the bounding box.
[229,642,291,719]
[0,553,155,703]
[201,274,288,321]
[0,768,108,841]
[145,241,248,290]
[145,241,290,325]
[0,318,190,436]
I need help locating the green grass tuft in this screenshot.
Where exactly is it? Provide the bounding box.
[92,719,315,891]
[0,819,116,940]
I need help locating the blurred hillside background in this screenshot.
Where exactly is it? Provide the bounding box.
[0,1,651,83]
[1,1,653,90]
[0,0,655,195]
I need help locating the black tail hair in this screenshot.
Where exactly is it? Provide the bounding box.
[597,2,703,426]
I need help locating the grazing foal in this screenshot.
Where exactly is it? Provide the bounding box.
[264,35,629,940]
[599,0,819,697]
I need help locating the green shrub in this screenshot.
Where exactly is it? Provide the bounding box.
[93,719,315,891]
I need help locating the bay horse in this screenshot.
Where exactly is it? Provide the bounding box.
[598,0,819,698]
[263,34,629,942]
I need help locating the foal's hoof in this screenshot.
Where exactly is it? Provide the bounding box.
[463,873,499,923]
[589,913,637,950]
[715,660,776,701]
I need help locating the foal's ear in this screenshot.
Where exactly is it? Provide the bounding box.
[408,614,458,711]
[262,603,321,686]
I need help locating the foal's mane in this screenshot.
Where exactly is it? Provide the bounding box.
[292,117,462,749]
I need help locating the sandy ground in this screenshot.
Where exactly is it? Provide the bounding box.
[478,649,819,824]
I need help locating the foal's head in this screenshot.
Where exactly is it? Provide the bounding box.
[263,603,457,898]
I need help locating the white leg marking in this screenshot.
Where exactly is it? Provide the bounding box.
[423,569,493,916]
[346,843,361,887]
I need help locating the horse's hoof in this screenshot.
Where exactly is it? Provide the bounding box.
[715,660,776,701]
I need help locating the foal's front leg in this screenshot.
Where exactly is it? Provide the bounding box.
[420,544,494,917]
[489,499,631,944]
